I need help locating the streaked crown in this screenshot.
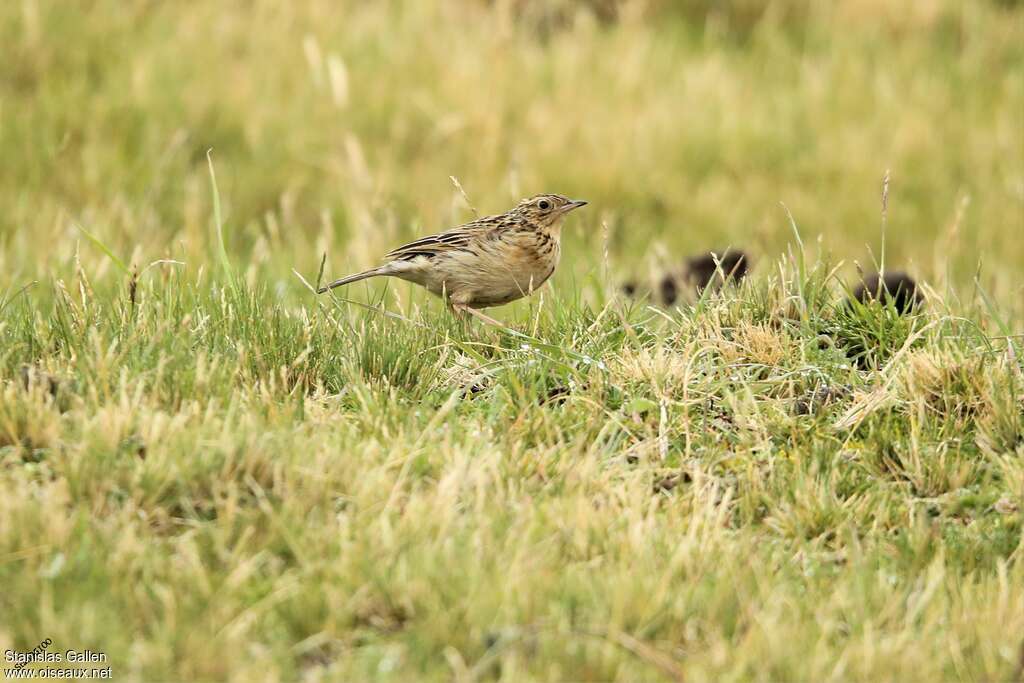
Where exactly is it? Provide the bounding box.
[513,194,587,227]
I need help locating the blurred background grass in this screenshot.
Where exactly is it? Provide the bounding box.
[1,0,1022,317]
[2,3,1024,680]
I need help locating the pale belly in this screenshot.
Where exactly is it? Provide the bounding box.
[399,243,560,308]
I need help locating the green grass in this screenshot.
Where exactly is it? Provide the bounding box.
[2,1,1023,681]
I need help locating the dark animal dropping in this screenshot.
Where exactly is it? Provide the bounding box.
[658,273,679,306]
[685,249,749,292]
[852,271,922,314]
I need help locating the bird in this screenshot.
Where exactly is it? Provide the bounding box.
[318,194,588,325]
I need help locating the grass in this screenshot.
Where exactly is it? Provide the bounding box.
[1,0,1023,680]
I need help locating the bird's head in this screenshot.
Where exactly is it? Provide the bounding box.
[514,194,587,230]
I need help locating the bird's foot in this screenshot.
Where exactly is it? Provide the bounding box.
[452,304,506,328]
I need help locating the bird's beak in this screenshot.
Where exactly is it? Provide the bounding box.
[562,199,588,213]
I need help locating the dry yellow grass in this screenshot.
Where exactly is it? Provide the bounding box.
[1,1,1022,681]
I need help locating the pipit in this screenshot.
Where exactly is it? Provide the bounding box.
[318,194,587,325]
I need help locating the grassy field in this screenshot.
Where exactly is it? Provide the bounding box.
[2,0,1023,680]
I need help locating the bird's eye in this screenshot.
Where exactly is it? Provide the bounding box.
[538,200,551,210]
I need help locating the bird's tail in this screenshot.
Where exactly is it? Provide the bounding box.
[317,266,390,294]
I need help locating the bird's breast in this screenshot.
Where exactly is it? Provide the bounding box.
[513,231,561,285]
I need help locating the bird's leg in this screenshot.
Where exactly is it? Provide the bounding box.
[448,301,471,330]
[452,303,505,328]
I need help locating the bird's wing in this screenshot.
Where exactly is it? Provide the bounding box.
[384,216,504,261]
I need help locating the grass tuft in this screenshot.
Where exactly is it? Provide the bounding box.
[0,1,1022,680]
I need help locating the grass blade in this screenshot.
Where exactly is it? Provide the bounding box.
[74,223,129,275]
[206,148,234,288]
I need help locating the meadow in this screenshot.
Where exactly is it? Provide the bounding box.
[1,1,1023,680]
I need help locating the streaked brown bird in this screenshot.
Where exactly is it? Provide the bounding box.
[318,194,587,325]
